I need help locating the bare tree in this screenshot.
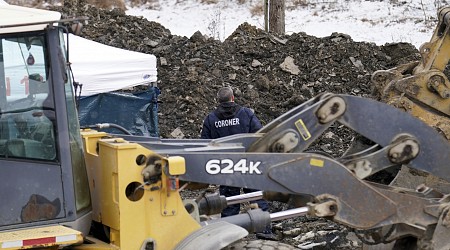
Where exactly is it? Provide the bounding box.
[268,0,285,35]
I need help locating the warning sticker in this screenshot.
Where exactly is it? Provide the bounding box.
[310,158,324,167]
[295,119,311,141]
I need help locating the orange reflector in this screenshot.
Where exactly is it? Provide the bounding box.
[23,237,56,246]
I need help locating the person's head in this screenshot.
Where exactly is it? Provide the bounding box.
[217,87,234,103]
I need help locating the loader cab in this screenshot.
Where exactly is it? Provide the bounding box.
[0,5,91,237]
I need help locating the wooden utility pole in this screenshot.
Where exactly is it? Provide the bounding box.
[268,0,285,35]
[264,0,269,32]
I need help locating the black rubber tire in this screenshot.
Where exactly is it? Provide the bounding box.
[223,239,298,249]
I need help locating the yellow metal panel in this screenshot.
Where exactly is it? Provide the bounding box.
[80,130,108,156]
[82,130,108,222]
[111,140,201,249]
[168,156,186,175]
[81,133,202,250]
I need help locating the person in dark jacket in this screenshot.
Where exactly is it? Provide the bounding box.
[200,86,270,219]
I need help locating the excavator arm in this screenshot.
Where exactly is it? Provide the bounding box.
[125,93,450,248]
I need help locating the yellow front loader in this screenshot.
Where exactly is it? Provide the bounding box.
[0,4,449,250]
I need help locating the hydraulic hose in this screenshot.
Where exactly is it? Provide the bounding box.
[80,123,133,135]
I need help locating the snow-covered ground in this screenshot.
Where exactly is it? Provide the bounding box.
[126,0,447,48]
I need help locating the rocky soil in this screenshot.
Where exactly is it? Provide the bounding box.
[9,1,425,249]
[56,2,420,140]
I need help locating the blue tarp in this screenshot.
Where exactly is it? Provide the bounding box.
[78,86,160,137]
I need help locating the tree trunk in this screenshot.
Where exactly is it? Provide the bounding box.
[264,0,269,32]
[268,0,285,35]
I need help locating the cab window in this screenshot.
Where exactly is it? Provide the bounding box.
[0,33,57,161]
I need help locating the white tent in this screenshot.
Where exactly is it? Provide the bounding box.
[68,34,157,97]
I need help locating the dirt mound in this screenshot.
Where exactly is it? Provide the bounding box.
[57,4,419,138]
[55,3,421,249]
